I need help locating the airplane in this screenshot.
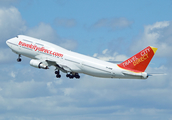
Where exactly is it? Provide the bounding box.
[6,35,157,79]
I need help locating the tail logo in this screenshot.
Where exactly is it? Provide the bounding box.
[140,47,150,56]
[133,53,148,66]
[122,56,137,67]
[133,47,150,66]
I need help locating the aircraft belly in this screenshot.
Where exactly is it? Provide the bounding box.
[20,48,37,59]
[81,64,112,78]
[112,67,147,79]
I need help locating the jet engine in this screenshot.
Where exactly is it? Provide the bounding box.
[30,59,48,69]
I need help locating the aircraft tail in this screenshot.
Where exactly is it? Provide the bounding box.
[117,46,157,72]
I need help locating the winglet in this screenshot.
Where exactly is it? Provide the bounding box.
[117,46,158,72]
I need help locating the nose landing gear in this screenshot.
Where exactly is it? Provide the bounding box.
[17,54,21,62]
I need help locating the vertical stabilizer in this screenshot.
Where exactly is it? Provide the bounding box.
[117,46,157,72]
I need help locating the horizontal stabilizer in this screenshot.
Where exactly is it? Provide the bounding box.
[148,73,167,76]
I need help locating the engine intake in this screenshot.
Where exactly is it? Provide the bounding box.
[30,59,48,69]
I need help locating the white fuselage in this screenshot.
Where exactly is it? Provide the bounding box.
[6,35,147,79]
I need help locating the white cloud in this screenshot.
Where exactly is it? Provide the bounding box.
[10,71,15,78]
[130,21,172,57]
[102,49,108,54]
[93,17,133,30]
[0,7,26,43]
[25,22,78,50]
[26,22,59,42]
[93,53,98,57]
[54,18,77,27]
[59,39,77,50]
[0,48,17,63]
[0,7,78,50]
[63,88,75,96]
[93,48,128,61]
[0,7,77,64]
[0,58,172,120]
[0,7,26,63]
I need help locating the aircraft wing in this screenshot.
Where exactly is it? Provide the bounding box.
[47,59,72,73]
[35,55,73,73]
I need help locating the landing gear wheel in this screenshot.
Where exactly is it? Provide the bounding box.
[56,74,61,78]
[55,70,61,78]
[66,74,70,77]
[75,75,80,79]
[75,73,80,79]
[69,75,74,79]
[17,58,21,62]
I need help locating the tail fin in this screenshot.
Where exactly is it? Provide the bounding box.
[117,46,157,72]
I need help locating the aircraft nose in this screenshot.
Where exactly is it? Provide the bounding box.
[6,39,10,47]
[6,38,14,47]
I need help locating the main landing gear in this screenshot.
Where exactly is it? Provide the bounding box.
[55,70,80,79]
[66,72,80,79]
[17,54,21,62]
[55,70,61,78]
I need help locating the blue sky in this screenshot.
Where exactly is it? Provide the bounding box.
[15,0,172,55]
[0,0,172,120]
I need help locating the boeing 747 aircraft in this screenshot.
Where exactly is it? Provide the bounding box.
[6,35,157,79]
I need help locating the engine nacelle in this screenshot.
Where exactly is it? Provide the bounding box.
[30,59,48,69]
